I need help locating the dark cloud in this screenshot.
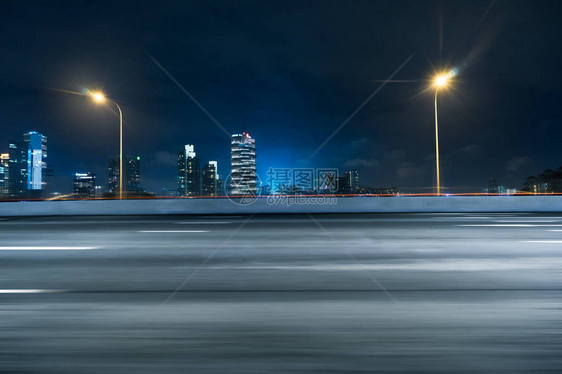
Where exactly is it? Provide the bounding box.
[459,144,482,155]
[506,156,534,173]
[350,138,369,149]
[149,151,177,168]
[396,162,427,180]
[344,158,380,169]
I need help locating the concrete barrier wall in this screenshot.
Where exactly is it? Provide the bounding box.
[0,196,561,216]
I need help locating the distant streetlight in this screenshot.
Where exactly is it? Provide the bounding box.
[431,70,455,196]
[88,91,124,200]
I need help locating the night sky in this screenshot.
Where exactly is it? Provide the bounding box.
[1,0,561,193]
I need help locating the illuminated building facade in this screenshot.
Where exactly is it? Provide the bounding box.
[7,141,26,196]
[108,156,141,195]
[74,172,96,198]
[7,131,51,198]
[230,133,257,195]
[523,167,562,193]
[202,161,217,196]
[126,156,141,193]
[0,153,8,196]
[178,145,200,196]
[340,169,360,193]
[108,157,119,194]
[24,131,47,191]
[351,169,359,191]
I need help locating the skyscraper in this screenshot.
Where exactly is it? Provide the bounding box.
[178,145,200,196]
[209,161,224,195]
[74,172,96,198]
[209,161,218,179]
[126,156,141,193]
[108,156,141,196]
[202,162,217,196]
[24,131,47,191]
[7,131,51,198]
[351,169,359,191]
[0,153,9,196]
[342,169,360,193]
[7,141,27,197]
[230,133,257,195]
[108,157,119,195]
[338,174,351,194]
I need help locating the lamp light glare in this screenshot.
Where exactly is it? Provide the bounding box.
[90,92,106,103]
[433,69,457,89]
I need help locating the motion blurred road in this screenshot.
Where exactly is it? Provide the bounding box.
[1,213,562,373]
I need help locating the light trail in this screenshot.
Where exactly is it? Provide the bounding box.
[175,222,231,225]
[0,246,99,250]
[0,289,64,294]
[138,230,209,233]
[458,224,562,227]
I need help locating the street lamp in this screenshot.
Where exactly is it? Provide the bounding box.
[88,91,124,200]
[431,70,454,196]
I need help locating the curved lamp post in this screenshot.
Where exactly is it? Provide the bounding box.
[89,91,123,200]
[432,72,453,196]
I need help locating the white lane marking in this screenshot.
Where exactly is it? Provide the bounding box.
[205,215,245,218]
[0,246,98,250]
[0,289,64,293]
[494,220,559,223]
[457,213,531,216]
[175,222,230,225]
[138,230,209,233]
[195,258,562,271]
[549,230,562,232]
[0,220,171,225]
[458,224,562,227]
[522,241,562,244]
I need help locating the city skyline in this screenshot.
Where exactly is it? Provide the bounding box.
[2,128,562,197]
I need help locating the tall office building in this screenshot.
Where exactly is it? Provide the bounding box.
[209,161,218,179]
[202,162,217,196]
[126,156,141,193]
[178,145,200,196]
[108,157,119,194]
[108,156,141,195]
[351,169,359,191]
[0,153,9,196]
[342,169,360,193]
[74,172,96,198]
[230,133,257,195]
[209,161,224,195]
[7,131,50,198]
[24,131,47,191]
[7,141,27,196]
[339,175,351,194]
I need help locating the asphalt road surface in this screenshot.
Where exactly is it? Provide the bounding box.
[1,213,562,373]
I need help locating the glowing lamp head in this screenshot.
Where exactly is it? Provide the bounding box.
[433,69,457,90]
[434,75,449,87]
[90,91,106,103]
[434,74,449,88]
